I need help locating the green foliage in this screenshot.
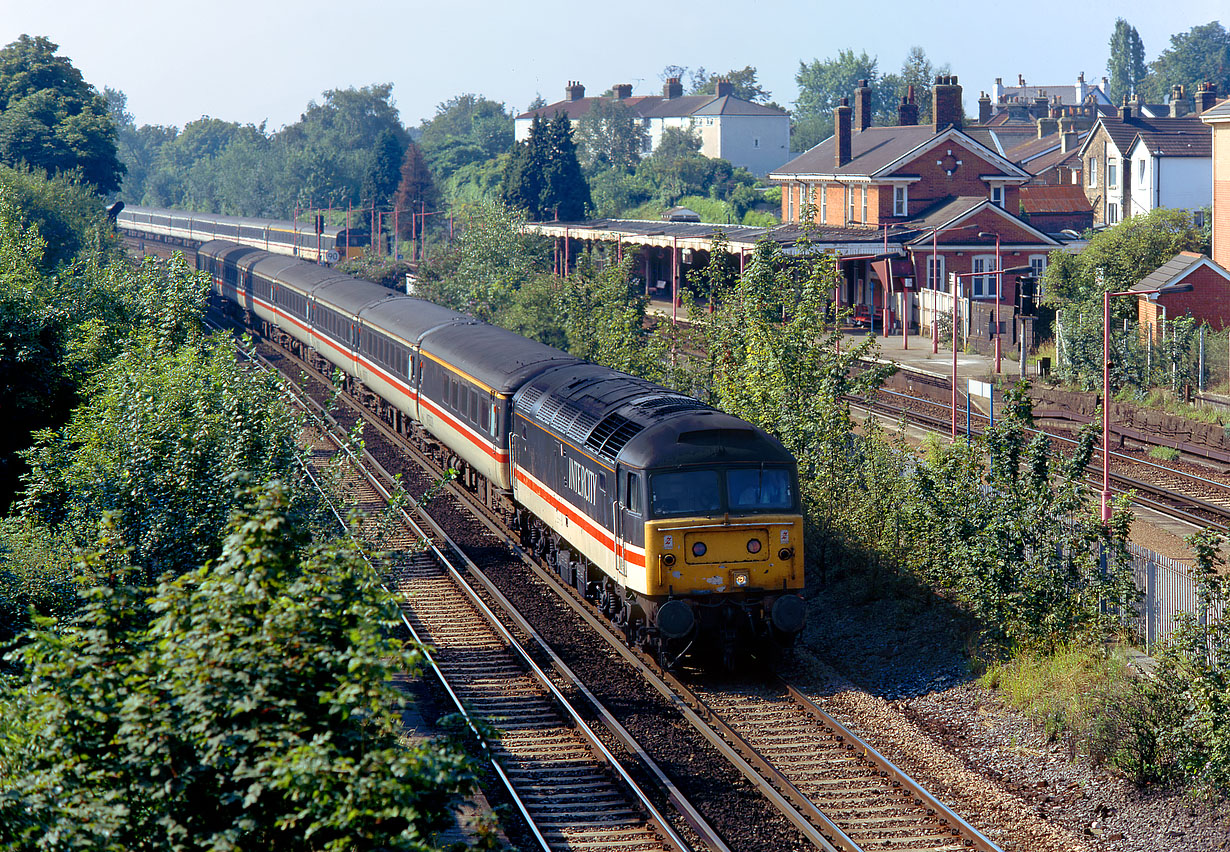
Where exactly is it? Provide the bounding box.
[0,483,474,850]
[0,518,79,650]
[394,141,440,235]
[908,386,1136,649]
[557,251,668,379]
[1042,208,1207,307]
[0,35,124,194]
[1147,445,1181,461]
[1141,21,1230,104]
[502,113,590,221]
[1107,19,1148,103]
[492,273,568,350]
[362,127,405,207]
[416,199,550,320]
[574,98,648,174]
[417,93,513,185]
[19,326,306,582]
[690,66,774,103]
[793,49,890,151]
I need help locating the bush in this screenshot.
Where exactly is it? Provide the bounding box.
[1147,445,1181,462]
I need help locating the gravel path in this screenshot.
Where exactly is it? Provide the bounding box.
[801,573,1230,852]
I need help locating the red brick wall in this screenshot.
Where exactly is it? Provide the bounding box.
[898,143,1011,216]
[1137,265,1230,334]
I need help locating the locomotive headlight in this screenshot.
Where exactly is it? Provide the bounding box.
[778,547,794,561]
[732,570,750,587]
[746,538,762,554]
[692,541,707,558]
[663,553,676,567]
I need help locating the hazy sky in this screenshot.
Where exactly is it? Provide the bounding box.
[4,1,1226,131]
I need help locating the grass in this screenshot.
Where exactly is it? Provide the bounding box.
[979,642,1132,742]
[1147,445,1181,461]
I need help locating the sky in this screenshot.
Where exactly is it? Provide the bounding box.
[3,0,1226,132]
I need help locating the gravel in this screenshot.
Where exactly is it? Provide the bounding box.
[798,571,1230,852]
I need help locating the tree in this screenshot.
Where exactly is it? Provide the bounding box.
[0,35,124,193]
[0,482,474,850]
[691,66,773,103]
[793,49,890,151]
[393,141,440,236]
[1107,19,1148,103]
[1142,21,1230,103]
[880,46,949,126]
[501,114,589,221]
[1041,207,1207,307]
[362,127,405,206]
[417,93,513,182]
[574,98,648,173]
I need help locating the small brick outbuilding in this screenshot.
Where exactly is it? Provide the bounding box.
[1135,251,1230,338]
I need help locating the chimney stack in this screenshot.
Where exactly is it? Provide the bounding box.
[853,79,873,131]
[1058,116,1079,153]
[898,85,919,126]
[835,97,852,167]
[1170,84,1189,117]
[566,81,585,101]
[1120,94,1133,121]
[1037,115,1059,138]
[715,79,733,97]
[613,83,632,100]
[663,77,683,99]
[978,91,991,124]
[1197,81,1220,114]
[932,75,963,132]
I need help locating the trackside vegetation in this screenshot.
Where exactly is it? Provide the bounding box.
[0,167,477,846]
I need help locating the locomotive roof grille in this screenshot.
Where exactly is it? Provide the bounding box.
[585,412,644,459]
[519,384,546,409]
[632,395,710,417]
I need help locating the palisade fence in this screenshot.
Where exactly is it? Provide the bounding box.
[1055,308,1230,394]
[1126,542,1223,652]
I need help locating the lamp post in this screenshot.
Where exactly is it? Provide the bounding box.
[1100,284,1192,522]
[950,264,1033,441]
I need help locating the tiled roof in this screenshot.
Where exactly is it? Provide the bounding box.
[1094,115,1211,157]
[771,126,940,177]
[1020,144,1082,175]
[517,93,786,122]
[995,84,1111,105]
[1133,252,1230,291]
[1018,185,1092,214]
[1202,97,1230,121]
[1006,131,1088,174]
[966,126,1041,156]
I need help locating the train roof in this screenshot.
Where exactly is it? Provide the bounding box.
[198,240,267,265]
[360,297,475,346]
[122,204,345,239]
[514,362,793,468]
[421,323,581,394]
[311,278,395,315]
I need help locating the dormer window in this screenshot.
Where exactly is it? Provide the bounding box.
[990,186,1004,208]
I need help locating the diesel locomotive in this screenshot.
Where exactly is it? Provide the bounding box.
[195,238,806,666]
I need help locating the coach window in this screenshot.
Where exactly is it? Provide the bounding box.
[488,402,498,437]
[469,388,479,423]
[479,397,490,432]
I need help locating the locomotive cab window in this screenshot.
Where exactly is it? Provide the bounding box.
[728,467,795,511]
[650,470,720,516]
[624,472,641,514]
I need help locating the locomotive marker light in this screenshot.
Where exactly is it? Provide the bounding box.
[1101,283,1192,522]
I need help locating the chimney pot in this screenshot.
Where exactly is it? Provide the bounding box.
[614,83,632,100]
[663,77,683,99]
[932,74,963,132]
[715,79,733,97]
[566,81,585,101]
[1197,81,1220,114]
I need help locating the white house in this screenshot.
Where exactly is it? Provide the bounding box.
[1126,129,1213,222]
[515,78,790,177]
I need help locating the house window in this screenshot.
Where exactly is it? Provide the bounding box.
[971,255,997,298]
[926,255,945,289]
[787,185,794,220]
[1029,254,1048,298]
[1138,159,1146,182]
[1108,202,1119,224]
[819,183,827,222]
[1088,158,1097,187]
[860,186,867,223]
[1107,158,1118,189]
[893,185,908,216]
[846,186,855,223]
[990,186,1004,208]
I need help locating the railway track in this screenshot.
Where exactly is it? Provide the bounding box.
[222,316,1010,852]
[235,333,710,852]
[858,385,1230,531]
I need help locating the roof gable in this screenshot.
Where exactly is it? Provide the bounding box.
[903,197,1059,247]
[1133,252,1230,292]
